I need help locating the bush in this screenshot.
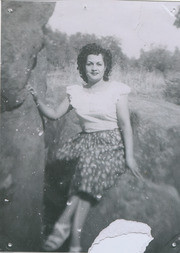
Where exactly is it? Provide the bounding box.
[164,72,180,105]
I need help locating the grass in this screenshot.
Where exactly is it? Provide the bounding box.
[112,66,167,100]
[164,71,180,105]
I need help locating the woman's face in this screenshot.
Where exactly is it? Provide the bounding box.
[85,54,105,85]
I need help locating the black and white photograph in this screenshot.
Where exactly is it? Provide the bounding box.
[1,0,180,252]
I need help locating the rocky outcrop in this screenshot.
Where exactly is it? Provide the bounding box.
[130,98,180,188]
[0,1,55,251]
[82,170,180,252]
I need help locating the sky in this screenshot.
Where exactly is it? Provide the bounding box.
[47,0,180,58]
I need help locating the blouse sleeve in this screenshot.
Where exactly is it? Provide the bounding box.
[112,82,131,101]
[66,85,81,108]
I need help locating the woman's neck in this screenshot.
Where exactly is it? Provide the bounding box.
[85,79,106,90]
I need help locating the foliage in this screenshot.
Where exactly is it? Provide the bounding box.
[138,47,174,73]
[44,30,180,105]
[44,29,127,70]
[164,72,180,105]
[171,47,180,72]
[112,67,166,99]
[174,7,180,28]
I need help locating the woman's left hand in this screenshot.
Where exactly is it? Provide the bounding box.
[27,85,38,102]
[126,157,143,181]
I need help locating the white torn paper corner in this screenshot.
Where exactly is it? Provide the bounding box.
[88,219,153,253]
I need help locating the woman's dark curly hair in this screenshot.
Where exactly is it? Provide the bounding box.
[77,43,112,83]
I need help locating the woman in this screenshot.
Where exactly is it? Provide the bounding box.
[30,43,142,252]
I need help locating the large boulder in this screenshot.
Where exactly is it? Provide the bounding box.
[82,176,180,252]
[0,1,55,251]
[1,1,54,112]
[130,98,180,191]
[0,98,45,251]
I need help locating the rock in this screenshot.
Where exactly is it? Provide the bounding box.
[82,176,180,252]
[1,1,54,111]
[0,97,45,251]
[129,97,180,189]
[159,233,180,253]
[0,1,55,251]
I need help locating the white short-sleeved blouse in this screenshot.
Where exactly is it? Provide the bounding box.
[66,81,131,133]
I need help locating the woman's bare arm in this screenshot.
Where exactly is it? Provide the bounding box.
[28,86,71,120]
[116,95,142,179]
[116,95,133,160]
[37,97,71,120]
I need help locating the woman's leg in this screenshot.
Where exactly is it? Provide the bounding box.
[70,197,92,249]
[43,195,80,251]
[56,195,79,224]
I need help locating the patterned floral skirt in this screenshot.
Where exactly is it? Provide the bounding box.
[56,128,126,201]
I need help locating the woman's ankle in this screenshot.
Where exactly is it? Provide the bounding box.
[69,245,82,252]
[57,196,80,225]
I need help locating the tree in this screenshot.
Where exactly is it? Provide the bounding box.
[174,7,180,28]
[138,47,173,73]
[100,36,128,69]
[172,47,180,71]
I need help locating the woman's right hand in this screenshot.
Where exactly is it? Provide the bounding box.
[126,156,144,181]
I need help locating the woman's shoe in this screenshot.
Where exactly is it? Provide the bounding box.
[69,246,82,252]
[42,223,71,251]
